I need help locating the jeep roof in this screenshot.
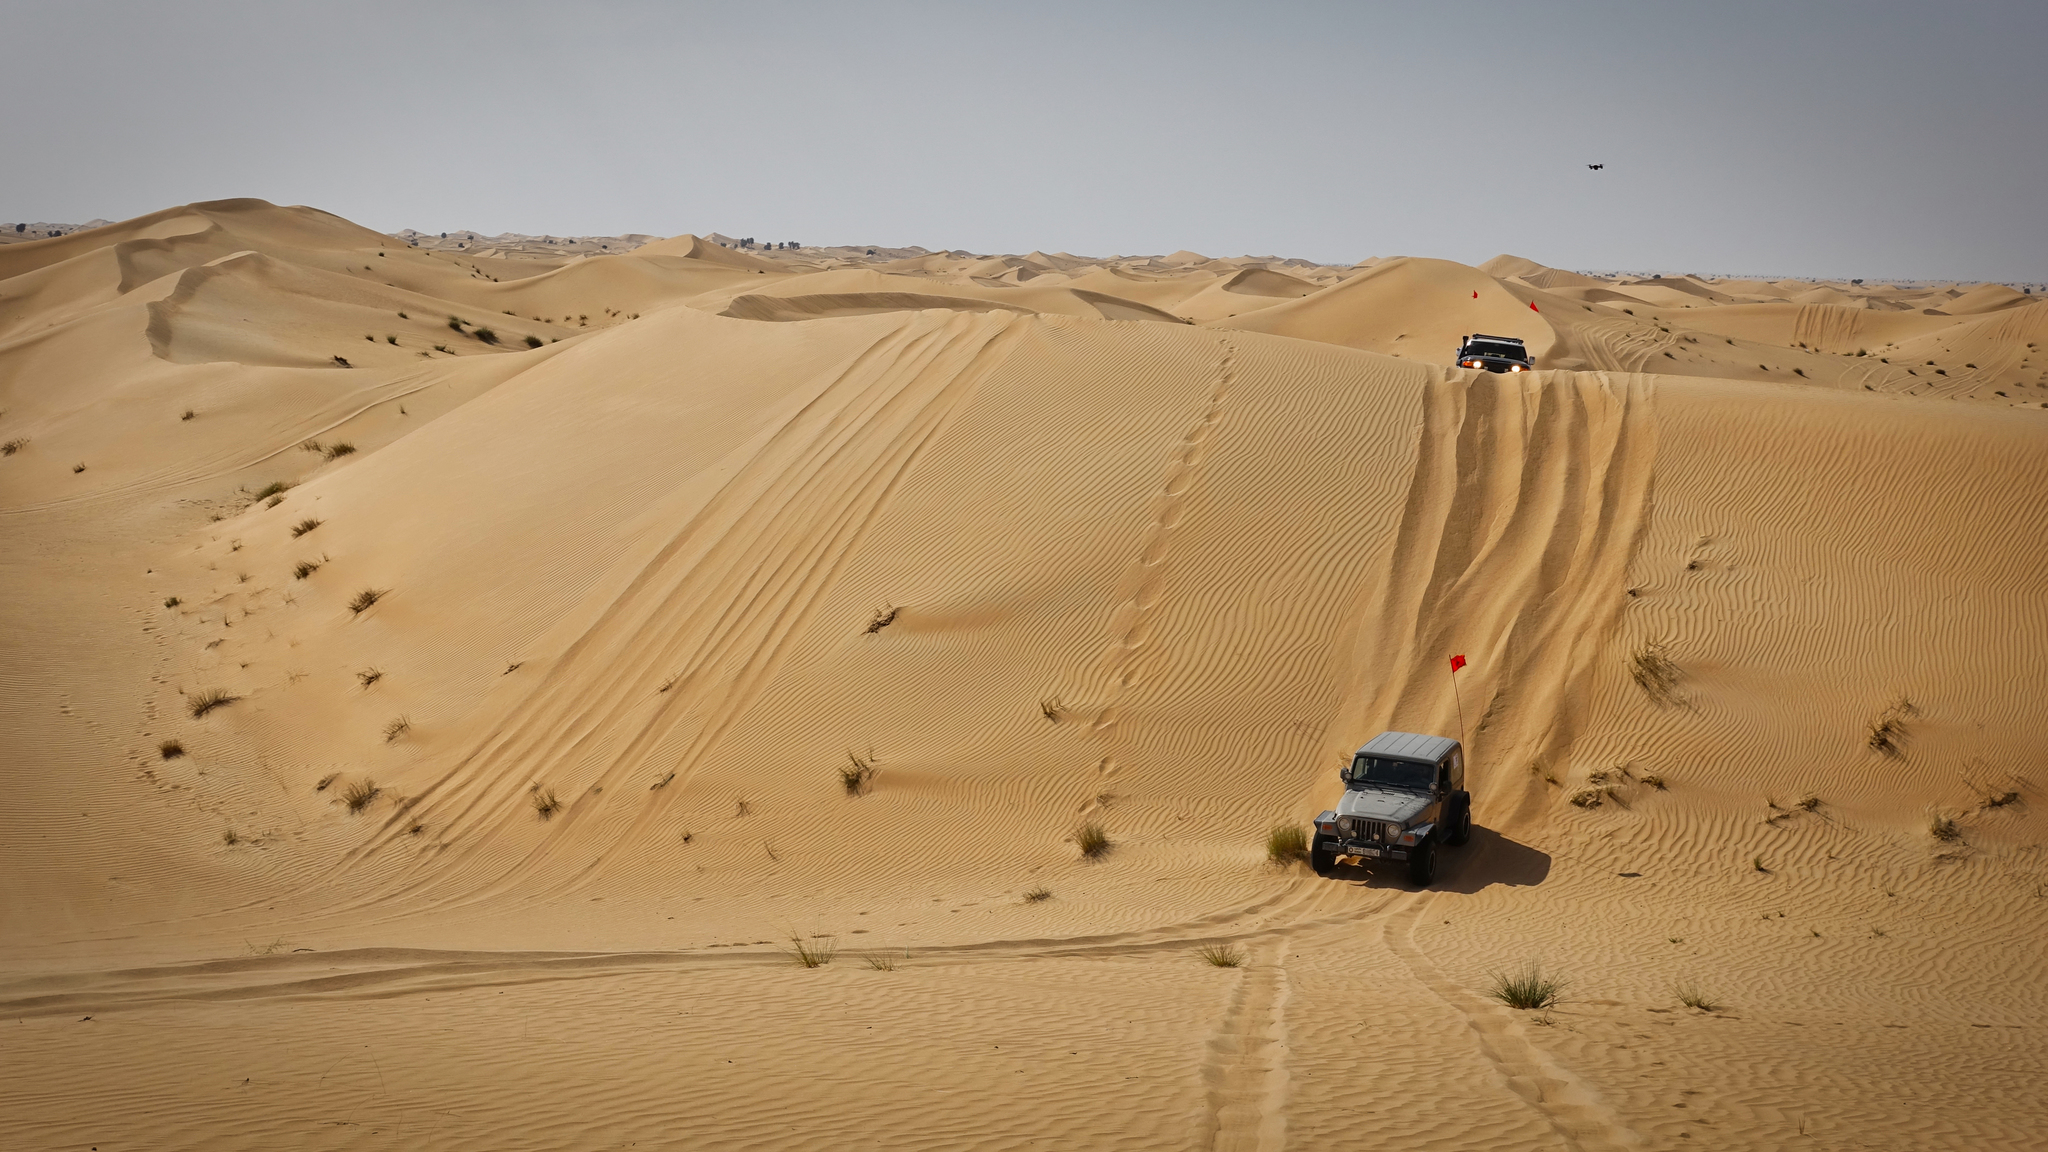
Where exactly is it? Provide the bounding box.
[1354,731,1459,764]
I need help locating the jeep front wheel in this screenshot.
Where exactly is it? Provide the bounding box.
[1310,837,1337,877]
[1406,837,1439,886]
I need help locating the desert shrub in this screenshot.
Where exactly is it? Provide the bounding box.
[1199,944,1245,968]
[189,688,239,718]
[347,587,388,615]
[531,785,562,820]
[1266,823,1308,864]
[1039,696,1064,722]
[1640,773,1667,790]
[323,442,355,460]
[223,829,240,846]
[342,778,380,813]
[866,605,898,634]
[1076,821,1111,859]
[839,750,878,796]
[1487,962,1565,1010]
[1628,639,1682,706]
[1929,813,1961,842]
[332,356,351,368]
[1869,698,1914,754]
[315,773,338,791]
[70,462,86,473]
[182,409,195,420]
[386,335,398,345]
[473,327,499,345]
[163,596,181,608]
[1022,886,1052,903]
[293,561,320,579]
[159,739,184,759]
[433,344,450,353]
[864,951,900,971]
[524,335,543,348]
[1,439,25,456]
[252,481,292,501]
[448,317,466,331]
[1674,981,1723,1012]
[382,715,411,742]
[356,667,382,687]
[786,934,836,968]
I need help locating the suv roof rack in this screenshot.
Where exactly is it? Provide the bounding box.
[1465,333,1525,345]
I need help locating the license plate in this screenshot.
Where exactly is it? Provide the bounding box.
[1350,847,1382,859]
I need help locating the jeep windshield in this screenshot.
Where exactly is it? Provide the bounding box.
[1462,342,1527,361]
[1347,756,1434,791]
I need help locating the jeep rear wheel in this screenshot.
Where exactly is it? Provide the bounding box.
[1447,792,1473,846]
[1406,837,1438,886]
[1310,837,1337,877]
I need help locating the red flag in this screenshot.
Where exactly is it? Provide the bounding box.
[1449,654,1466,673]
[1472,290,1478,298]
[1529,301,1540,312]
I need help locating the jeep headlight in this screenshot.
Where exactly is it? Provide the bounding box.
[1382,822,1403,843]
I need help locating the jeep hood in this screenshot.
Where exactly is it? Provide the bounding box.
[1335,789,1431,824]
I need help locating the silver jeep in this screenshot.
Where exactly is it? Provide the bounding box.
[1312,731,1472,886]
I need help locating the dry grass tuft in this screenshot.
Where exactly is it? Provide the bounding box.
[1199,944,1246,968]
[347,587,388,615]
[1674,981,1723,1012]
[341,778,380,813]
[1488,962,1566,1010]
[1868,698,1915,755]
[473,326,499,345]
[1928,813,1962,842]
[839,749,878,796]
[786,935,836,968]
[1753,855,1771,874]
[189,688,239,718]
[293,561,320,580]
[252,481,292,501]
[291,518,322,538]
[381,715,411,742]
[323,442,356,460]
[1796,795,1822,812]
[1628,639,1682,706]
[531,785,562,820]
[1569,787,1610,809]
[2,438,28,455]
[315,772,338,792]
[222,829,240,846]
[1266,823,1308,865]
[1039,696,1065,722]
[865,605,899,634]
[1022,886,1052,903]
[159,739,184,759]
[864,951,900,971]
[1640,772,1667,790]
[1076,821,1111,859]
[163,596,181,608]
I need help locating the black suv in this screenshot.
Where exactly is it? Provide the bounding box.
[1455,333,1533,373]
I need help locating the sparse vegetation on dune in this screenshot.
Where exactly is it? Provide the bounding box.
[323,442,355,460]
[473,326,499,345]
[1076,821,1111,859]
[382,716,411,742]
[1869,698,1915,755]
[1628,639,1682,706]
[864,951,901,971]
[356,668,382,687]
[291,517,322,537]
[1928,813,1962,842]
[1266,823,1308,865]
[839,749,878,796]
[786,934,836,968]
[1039,696,1064,722]
[1675,982,1724,1012]
[189,688,239,718]
[3,438,28,455]
[1488,962,1566,1010]
[1199,944,1245,968]
[341,778,379,813]
[252,481,292,501]
[866,605,898,634]
[531,785,562,820]
[159,739,184,759]
[163,596,181,608]
[293,561,320,579]
[1023,886,1052,903]
[524,335,543,348]
[347,587,388,615]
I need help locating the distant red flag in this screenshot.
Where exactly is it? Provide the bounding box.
[1529,301,1540,311]
[1449,654,1466,673]
[1472,290,1478,298]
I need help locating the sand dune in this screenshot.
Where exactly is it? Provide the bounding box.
[2,201,2045,1150]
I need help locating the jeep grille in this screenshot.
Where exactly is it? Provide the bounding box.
[1337,816,1393,842]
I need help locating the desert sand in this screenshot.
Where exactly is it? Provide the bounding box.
[2,198,2044,1150]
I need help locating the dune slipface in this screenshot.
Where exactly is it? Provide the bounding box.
[1,202,2044,1151]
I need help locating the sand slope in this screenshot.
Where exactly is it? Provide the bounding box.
[2,203,2045,1150]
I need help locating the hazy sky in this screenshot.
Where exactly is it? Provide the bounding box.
[6,0,2044,280]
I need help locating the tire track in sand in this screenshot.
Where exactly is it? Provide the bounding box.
[1384,899,1639,1151]
[1196,939,1292,1152]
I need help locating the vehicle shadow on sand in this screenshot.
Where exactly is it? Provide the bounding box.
[1321,827,1550,893]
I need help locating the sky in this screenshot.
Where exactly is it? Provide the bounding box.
[4,0,2045,280]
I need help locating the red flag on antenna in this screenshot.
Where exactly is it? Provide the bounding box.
[1529,301,1540,311]
[1449,654,1466,673]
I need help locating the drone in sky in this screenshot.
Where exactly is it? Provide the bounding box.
[1587,163,1605,171]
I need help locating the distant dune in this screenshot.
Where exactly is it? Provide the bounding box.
[2,199,2044,1151]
